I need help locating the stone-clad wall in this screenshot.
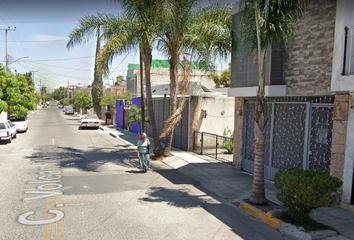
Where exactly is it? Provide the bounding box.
[285,0,336,96]
[331,95,349,180]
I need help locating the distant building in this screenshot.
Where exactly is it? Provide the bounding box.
[103,79,126,97]
[67,83,90,99]
[126,59,222,97]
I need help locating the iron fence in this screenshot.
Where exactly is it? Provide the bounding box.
[193,131,233,164]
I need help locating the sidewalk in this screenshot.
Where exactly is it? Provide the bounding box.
[102,125,354,240]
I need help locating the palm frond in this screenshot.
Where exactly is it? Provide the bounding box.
[66,13,111,49]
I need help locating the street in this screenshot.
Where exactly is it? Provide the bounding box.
[0,104,288,240]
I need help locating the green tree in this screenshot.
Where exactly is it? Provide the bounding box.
[100,0,165,157]
[52,86,68,100]
[74,91,93,114]
[240,0,310,204]
[18,71,34,86]
[67,14,109,118]
[127,104,149,136]
[62,98,71,106]
[211,70,231,88]
[157,0,232,155]
[0,65,37,117]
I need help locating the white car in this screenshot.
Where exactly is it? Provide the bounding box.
[0,120,17,143]
[8,116,28,132]
[81,114,100,129]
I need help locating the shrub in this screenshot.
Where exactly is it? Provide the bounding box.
[274,168,343,225]
[224,141,233,154]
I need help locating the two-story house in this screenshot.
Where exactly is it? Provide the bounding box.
[229,0,354,210]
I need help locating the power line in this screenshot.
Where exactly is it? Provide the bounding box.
[22,56,94,62]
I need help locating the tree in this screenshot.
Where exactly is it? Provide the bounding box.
[127,104,149,136]
[0,65,37,117]
[212,70,231,88]
[74,91,93,114]
[62,98,71,106]
[240,0,310,204]
[100,0,165,157]
[157,0,232,155]
[18,72,34,86]
[67,14,109,118]
[52,86,67,101]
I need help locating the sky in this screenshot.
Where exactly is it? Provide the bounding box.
[0,0,231,92]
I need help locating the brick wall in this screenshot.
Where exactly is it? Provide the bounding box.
[285,0,336,96]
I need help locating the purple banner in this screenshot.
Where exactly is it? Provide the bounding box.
[131,97,142,135]
[116,99,124,129]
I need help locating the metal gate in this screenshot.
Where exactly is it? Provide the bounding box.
[145,97,190,151]
[242,98,334,180]
[193,131,233,164]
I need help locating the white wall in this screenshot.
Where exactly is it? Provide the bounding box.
[342,93,354,203]
[198,95,235,137]
[331,0,354,91]
[0,111,7,120]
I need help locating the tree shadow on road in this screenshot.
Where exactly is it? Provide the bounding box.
[25,146,139,172]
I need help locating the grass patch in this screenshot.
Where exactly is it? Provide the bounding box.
[281,216,337,232]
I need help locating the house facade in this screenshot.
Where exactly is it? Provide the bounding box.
[229,0,354,210]
[126,59,219,97]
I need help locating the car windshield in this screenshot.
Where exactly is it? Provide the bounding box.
[67,107,73,110]
[0,123,6,130]
[9,116,26,122]
[84,115,98,119]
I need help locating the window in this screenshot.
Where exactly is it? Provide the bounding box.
[343,27,354,75]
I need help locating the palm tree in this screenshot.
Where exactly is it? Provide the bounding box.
[240,0,310,204]
[66,14,110,118]
[100,0,165,157]
[157,0,232,156]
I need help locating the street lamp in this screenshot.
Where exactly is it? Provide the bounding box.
[9,56,29,65]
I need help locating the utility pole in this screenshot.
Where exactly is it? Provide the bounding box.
[31,70,38,87]
[39,79,42,106]
[0,27,16,72]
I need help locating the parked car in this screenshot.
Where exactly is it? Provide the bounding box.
[42,105,47,108]
[0,120,17,143]
[58,104,64,108]
[8,116,28,132]
[81,114,100,129]
[65,106,75,114]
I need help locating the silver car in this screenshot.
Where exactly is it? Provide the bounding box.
[65,106,75,114]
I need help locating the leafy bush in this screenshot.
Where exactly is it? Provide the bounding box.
[274,168,343,224]
[224,141,233,154]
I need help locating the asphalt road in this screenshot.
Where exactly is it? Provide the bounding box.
[0,103,288,240]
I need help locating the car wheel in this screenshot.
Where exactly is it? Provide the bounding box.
[13,133,17,139]
[7,136,12,143]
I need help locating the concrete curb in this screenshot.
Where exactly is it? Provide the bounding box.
[233,199,283,229]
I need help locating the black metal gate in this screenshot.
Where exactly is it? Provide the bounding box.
[193,131,233,164]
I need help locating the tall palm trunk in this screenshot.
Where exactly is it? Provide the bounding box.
[92,28,103,118]
[142,51,164,157]
[250,3,268,205]
[164,52,180,156]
